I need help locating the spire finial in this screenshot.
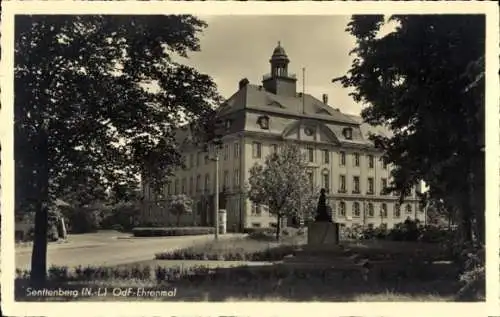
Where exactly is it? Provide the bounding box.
[278,41,281,47]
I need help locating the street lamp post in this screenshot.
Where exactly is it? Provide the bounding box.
[214,154,220,240]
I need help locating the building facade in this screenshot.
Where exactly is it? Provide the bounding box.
[141,43,425,231]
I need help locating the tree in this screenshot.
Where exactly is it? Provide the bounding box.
[247,144,318,240]
[333,15,485,246]
[167,194,193,226]
[15,15,222,284]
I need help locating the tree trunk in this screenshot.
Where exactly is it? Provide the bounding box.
[30,123,49,285]
[276,214,281,241]
[459,194,473,244]
[30,201,48,285]
[469,156,485,245]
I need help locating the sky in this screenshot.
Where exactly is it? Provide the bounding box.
[177,15,363,116]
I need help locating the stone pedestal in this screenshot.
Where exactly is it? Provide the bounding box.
[307,222,340,246]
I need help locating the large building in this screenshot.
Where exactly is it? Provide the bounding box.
[141,43,425,231]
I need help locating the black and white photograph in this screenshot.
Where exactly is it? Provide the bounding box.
[0,2,498,317]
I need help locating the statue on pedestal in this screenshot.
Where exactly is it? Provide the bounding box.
[314,188,331,222]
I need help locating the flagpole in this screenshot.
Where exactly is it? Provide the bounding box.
[302,67,306,114]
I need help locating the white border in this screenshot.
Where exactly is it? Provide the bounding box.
[1,2,498,317]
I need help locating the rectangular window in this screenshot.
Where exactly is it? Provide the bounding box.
[271,144,278,154]
[234,142,240,158]
[322,173,329,192]
[307,171,314,188]
[339,202,346,216]
[353,203,360,217]
[367,177,374,194]
[251,203,259,215]
[174,179,179,195]
[252,142,262,158]
[196,175,201,192]
[256,205,262,216]
[322,149,329,164]
[204,174,210,193]
[354,153,360,167]
[182,178,187,194]
[339,175,346,192]
[223,170,229,189]
[190,154,194,168]
[353,176,360,193]
[189,177,193,195]
[340,151,346,166]
[308,148,314,162]
[196,152,201,166]
[234,169,240,188]
[394,204,401,218]
[167,182,172,195]
[382,158,388,169]
[381,205,388,218]
[251,222,261,228]
[368,155,374,168]
[223,144,229,160]
[381,178,387,195]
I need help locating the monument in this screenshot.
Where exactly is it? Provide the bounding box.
[307,188,340,247]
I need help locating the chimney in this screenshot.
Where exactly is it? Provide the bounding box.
[322,93,328,104]
[239,78,249,90]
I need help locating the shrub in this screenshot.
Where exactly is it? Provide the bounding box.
[132,227,214,237]
[111,224,124,232]
[248,231,276,242]
[456,246,485,300]
[341,220,453,244]
[47,224,59,242]
[48,265,69,281]
[155,244,295,262]
[63,207,101,234]
[243,227,274,235]
[100,202,140,232]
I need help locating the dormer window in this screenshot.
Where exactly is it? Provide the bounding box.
[257,116,269,130]
[342,127,353,140]
[304,127,314,136]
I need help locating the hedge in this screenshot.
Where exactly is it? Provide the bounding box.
[15,262,462,287]
[242,227,275,234]
[341,220,455,243]
[132,227,214,237]
[155,244,296,261]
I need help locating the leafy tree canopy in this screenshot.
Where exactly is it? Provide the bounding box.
[334,15,485,242]
[15,14,222,282]
[248,143,319,239]
[167,194,193,226]
[15,15,223,210]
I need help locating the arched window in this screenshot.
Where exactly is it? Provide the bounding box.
[368,203,374,217]
[339,201,346,217]
[353,202,360,217]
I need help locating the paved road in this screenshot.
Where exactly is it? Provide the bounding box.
[15,232,241,269]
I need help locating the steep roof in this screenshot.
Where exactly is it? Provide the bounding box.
[219,84,358,125]
[345,114,393,140]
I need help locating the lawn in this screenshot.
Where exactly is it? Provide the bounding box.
[154,233,305,261]
[14,233,477,302]
[15,262,460,302]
